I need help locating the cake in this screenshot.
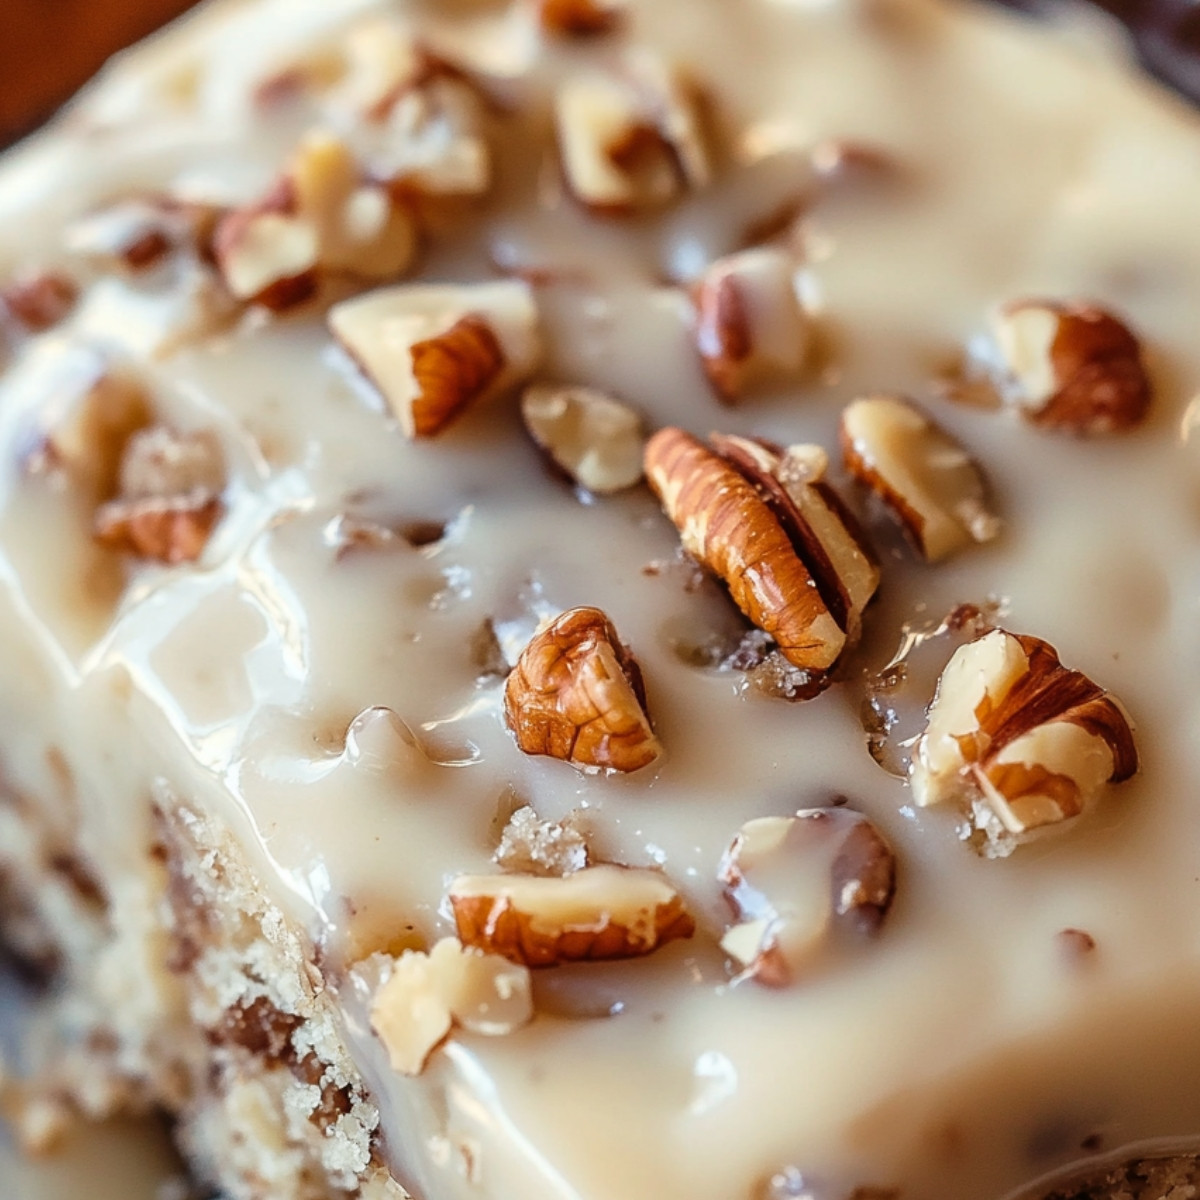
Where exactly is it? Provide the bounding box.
[3,1,1200,1198]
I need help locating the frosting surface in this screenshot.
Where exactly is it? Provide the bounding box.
[4,1,1200,1197]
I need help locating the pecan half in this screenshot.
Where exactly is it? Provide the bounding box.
[910,628,1138,855]
[504,606,661,773]
[991,300,1150,434]
[448,864,695,967]
[719,807,896,986]
[645,428,879,694]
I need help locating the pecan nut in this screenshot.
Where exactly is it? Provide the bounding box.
[719,807,896,986]
[991,300,1151,434]
[504,606,662,773]
[840,394,999,562]
[645,428,879,693]
[448,864,695,967]
[911,627,1138,855]
[329,280,541,438]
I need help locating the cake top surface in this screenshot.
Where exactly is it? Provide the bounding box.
[4,0,1200,1197]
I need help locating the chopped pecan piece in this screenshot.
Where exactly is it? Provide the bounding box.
[504,606,661,773]
[448,864,694,967]
[645,428,879,694]
[840,394,999,562]
[521,384,644,494]
[329,280,541,438]
[692,247,810,402]
[720,807,896,986]
[65,196,221,273]
[93,427,225,564]
[555,60,709,215]
[910,628,1138,856]
[214,132,417,309]
[369,938,532,1076]
[991,300,1151,434]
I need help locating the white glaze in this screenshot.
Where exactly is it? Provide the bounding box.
[3,1,1200,1197]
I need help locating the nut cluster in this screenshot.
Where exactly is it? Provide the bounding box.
[215,132,418,310]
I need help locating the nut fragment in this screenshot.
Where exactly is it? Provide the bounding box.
[1,271,77,332]
[214,133,417,309]
[521,384,644,493]
[93,427,225,564]
[645,428,879,692]
[448,864,694,967]
[370,937,533,1076]
[538,0,624,36]
[364,78,491,203]
[504,606,661,773]
[31,363,152,498]
[329,280,541,438]
[692,248,809,401]
[840,395,999,563]
[910,628,1138,855]
[554,60,709,215]
[65,196,221,273]
[719,807,896,986]
[991,300,1151,434]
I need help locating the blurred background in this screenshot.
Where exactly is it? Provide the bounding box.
[0,0,198,144]
[2,0,1200,148]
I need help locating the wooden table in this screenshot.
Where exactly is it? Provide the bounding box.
[0,0,200,143]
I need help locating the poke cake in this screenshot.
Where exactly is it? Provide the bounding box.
[2,1,1200,1198]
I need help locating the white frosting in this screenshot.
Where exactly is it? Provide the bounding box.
[4,0,1200,1197]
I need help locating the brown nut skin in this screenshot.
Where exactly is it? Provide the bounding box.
[539,0,623,36]
[911,627,1138,852]
[996,300,1151,434]
[408,315,505,438]
[1,271,78,332]
[448,865,695,967]
[644,427,847,677]
[693,272,752,402]
[975,632,1138,785]
[504,606,662,773]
